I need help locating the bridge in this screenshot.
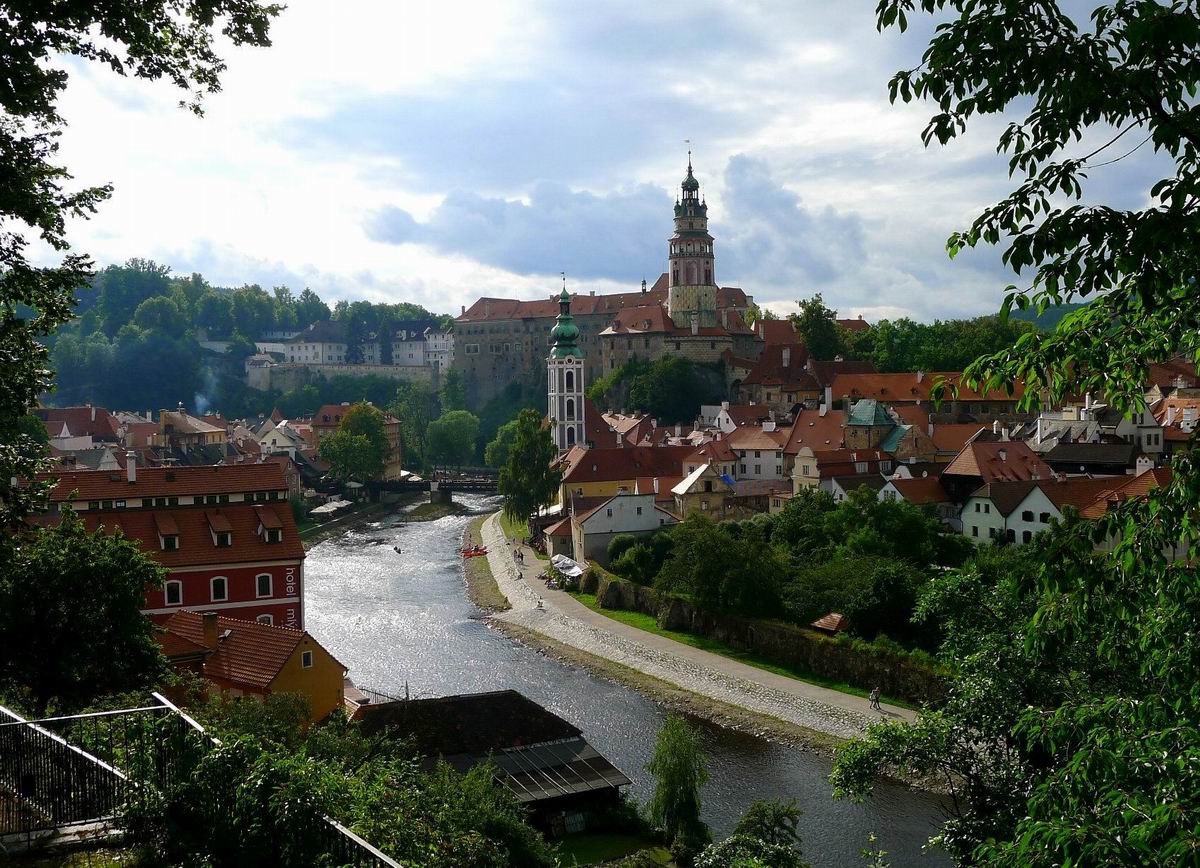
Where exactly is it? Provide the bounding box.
[368,468,498,501]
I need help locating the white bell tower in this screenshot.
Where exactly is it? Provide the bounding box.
[547,285,585,451]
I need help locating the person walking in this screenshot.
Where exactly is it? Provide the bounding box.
[868,687,882,712]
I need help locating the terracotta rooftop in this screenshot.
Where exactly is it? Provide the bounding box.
[754,318,800,346]
[931,424,986,454]
[782,410,847,454]
[458,279,751,323]
[1079,468,1173,519]
[887,476,951,504]
[942,440,1052,483]
[742,344,818,390]
[35,406,121,441]
[830,371,1025,404]
[559,445,695,485]
[44,462,287,502]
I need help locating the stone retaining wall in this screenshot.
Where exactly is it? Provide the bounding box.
[589,571,945,705]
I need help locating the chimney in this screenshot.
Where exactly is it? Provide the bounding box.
[653,477,660,494]
[757,321,764,339]
[927,421,933,437]
[675,423,682,437]
[641,279,647,294]
[722,309,728,329]
[782,347,791,368]
[822,385,832,410]
[202,612,219,649]
[1001,426,1010,442]
[992,420,1000,434]
[1167,406,1177,426]
[484,301,491,317]
[1036,418,1043,443]
[842,396,852,422]
[461,304,466,315]
[126,450,136,483]
[916,370,925,384]
[998,447,1007,462]
[89,404,96,422]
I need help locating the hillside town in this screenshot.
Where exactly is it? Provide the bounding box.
[4,3,1199,868]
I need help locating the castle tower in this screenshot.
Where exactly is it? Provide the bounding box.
[667,153,718,328]
[548,286,585,451]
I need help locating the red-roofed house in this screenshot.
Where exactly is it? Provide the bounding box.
[792,448,895,492]
[159,610,345,721]
[830,371,1024,414]
[738,344,820,411]
[556,445,695,506]
[43,463,305,628]
[940,439,1053,503]
[569,492,678,565]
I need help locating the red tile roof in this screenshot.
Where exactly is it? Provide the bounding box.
[783,410,846,454]
[942,440,1052,483]
[156,629,209,660]
[806,359,878,387]
[1079,468,1173,519]
[726,426,790,450]
[77,501,303,568]
[1036,475,1127,511]
[807,448,892,479]
[810,612,850,633]
[35,406,121,441]
[930,424,986,454]
[456,279,749,322]
[887,476,951,504]
[559,445,695,485]
[830,372,1025,404]
[755,319,800,346]
[44,463,288,502]
[742,345,818,390]
[836,317,870,333]
[164,611,341,690]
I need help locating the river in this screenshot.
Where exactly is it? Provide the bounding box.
[303,495,949,867]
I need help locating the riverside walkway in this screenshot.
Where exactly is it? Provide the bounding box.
[480,513,915,742]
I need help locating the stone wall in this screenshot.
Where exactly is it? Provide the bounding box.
[589,572,945,705]
[249,362,436,393]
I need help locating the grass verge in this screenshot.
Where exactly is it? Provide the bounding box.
[567,591,918,711]
[557,833,670,866]
[497,510,549,559]
[462,516,510,612]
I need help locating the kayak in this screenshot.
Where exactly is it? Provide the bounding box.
[460,546,489,558]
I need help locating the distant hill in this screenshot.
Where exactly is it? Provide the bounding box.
[1008,302,1088,330]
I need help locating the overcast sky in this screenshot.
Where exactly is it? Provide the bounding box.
[50,0,1159,321]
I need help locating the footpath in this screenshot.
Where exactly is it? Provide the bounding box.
[480,513,915,742]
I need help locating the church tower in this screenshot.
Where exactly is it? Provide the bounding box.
[548,286,585,451]
[667,154,718,328]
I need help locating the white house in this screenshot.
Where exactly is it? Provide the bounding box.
[726,424,788,482]
[570,492,678,565]
[425,328,454,369]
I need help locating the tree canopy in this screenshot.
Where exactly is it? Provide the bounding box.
[425,409,480,467]
[497,408,561,523]
[831,4,1200,865]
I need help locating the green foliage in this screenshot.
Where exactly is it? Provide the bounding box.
[732,799,803,850]
[829,3,1200,864]
[132,294,186,338]
[0,512,166,713]
[646,715,711,859]
[484,417,519,468]
[426,409,481,466]
[439,368,467,411]
[498,408,561,522]
[626,357,725,424]
[476,378,543,457]
[607,533,643,563]
[338,401,391,472]
[389,380,436,468]
[853,315,1034,373]
[784,557,924,643]
[318,430,378,482]
[694,834,810,868]
[790,294,843,361]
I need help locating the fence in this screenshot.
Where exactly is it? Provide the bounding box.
[0,693,401,865]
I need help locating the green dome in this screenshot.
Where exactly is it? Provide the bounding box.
[550,288,584,358]
[681,163,700,192]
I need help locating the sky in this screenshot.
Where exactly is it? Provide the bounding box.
[48,0,1162,322]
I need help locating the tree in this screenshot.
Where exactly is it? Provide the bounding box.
[790,294,842,361]
[231,284,275,338]
[646,715,711,859]
[694,835,809,868]
[295,287,330,328]
[196,290,235,337]
[319,431,379,483]
[497,408,561,524]
[0,1,278,530]
[339,401,391,474]
[483,418,519,468]
[0,512,166,713]
[133,294,187,338]
[425,409,480,467]
[95,259,173,334]
[439,368,466,412]
[733,799,803,850]
[626,357,724,424]
[389,381,435,468]
[833,3,1200,864]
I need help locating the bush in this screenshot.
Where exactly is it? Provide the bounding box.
[608,533,642,563]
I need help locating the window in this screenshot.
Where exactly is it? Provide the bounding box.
[974,503,981,513]
[256,573,272,598]
[257,614,274,626]
[984,503,991,514]
[754,464,761,474]
[215,531,232,547]
[1039,512,1051,524]
[565,398,575,420]
[565,370,574,390]
[1021,510,1034,522]
[988,527,996,538]
[265,527,282,543]
[972,526,979,537]
[115,499,126,509]
[701,500,709,511]
[161,534,179,551]
[855,462,868,473]
[1022,530,1032,543]
[754,451,761,458]
[301,650,313,668]
[740,464,746,474]
[210,576,228,602]
[636,506,642,516]
[606,508,613,518]
[164,581,182,606]
[88,501,99,510]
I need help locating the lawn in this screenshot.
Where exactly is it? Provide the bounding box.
[557,833,670,866]
[498,511,549,559]
[567,591,918,710]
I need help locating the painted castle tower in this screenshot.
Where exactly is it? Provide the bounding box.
[667,154,718,328]
[547,287,585,450]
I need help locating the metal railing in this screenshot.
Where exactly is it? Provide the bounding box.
[0,693,401,866]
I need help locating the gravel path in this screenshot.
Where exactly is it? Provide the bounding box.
[481,514,914,741]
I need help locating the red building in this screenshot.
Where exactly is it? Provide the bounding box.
[44,462,305,628]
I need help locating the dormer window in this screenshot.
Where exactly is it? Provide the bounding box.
[161,534,180,551]
[216,531,231,547]
[266,528,281,543]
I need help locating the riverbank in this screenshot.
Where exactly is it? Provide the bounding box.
[462,515,511,612]
[479,512,913,748]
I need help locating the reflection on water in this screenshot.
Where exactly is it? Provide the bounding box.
[304,495,949,867]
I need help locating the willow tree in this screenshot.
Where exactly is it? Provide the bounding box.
[832,3,1200,865]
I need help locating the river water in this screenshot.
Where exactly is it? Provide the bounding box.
[303,495,949,867]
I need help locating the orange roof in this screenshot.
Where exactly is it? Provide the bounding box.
[35,406,121,441]
[1079,468,1173,519]
[942,440,1052,483]
[742,344,818,390]
[755,318,800,346]
[457,278,749,322]
[836,317,870,333]
[544,517,571,537]
[44,463,288,502]
[887,476,951,504]
[810,612,850,632]
[931,424,986,454]
[164,611,342,690]
[726,426,790,450]
[890,404,930,429]
[1036,475,1127,511]
[75,501,303,568]
[783,410,846,454]
[830,372,1025,404]
[559,445,694,485]
[156,629,209,660]
[688,440,737,463]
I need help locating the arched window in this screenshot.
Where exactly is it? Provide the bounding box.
[566,427,576,445]
[565,398,575,420]
[565,370,574,391]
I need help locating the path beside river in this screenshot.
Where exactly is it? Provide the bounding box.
[480,513,915,744]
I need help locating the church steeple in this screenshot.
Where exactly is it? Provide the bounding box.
[550,287,583,358]
[547,279,585,451]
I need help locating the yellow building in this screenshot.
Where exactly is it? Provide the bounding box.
[159,610,347,722]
